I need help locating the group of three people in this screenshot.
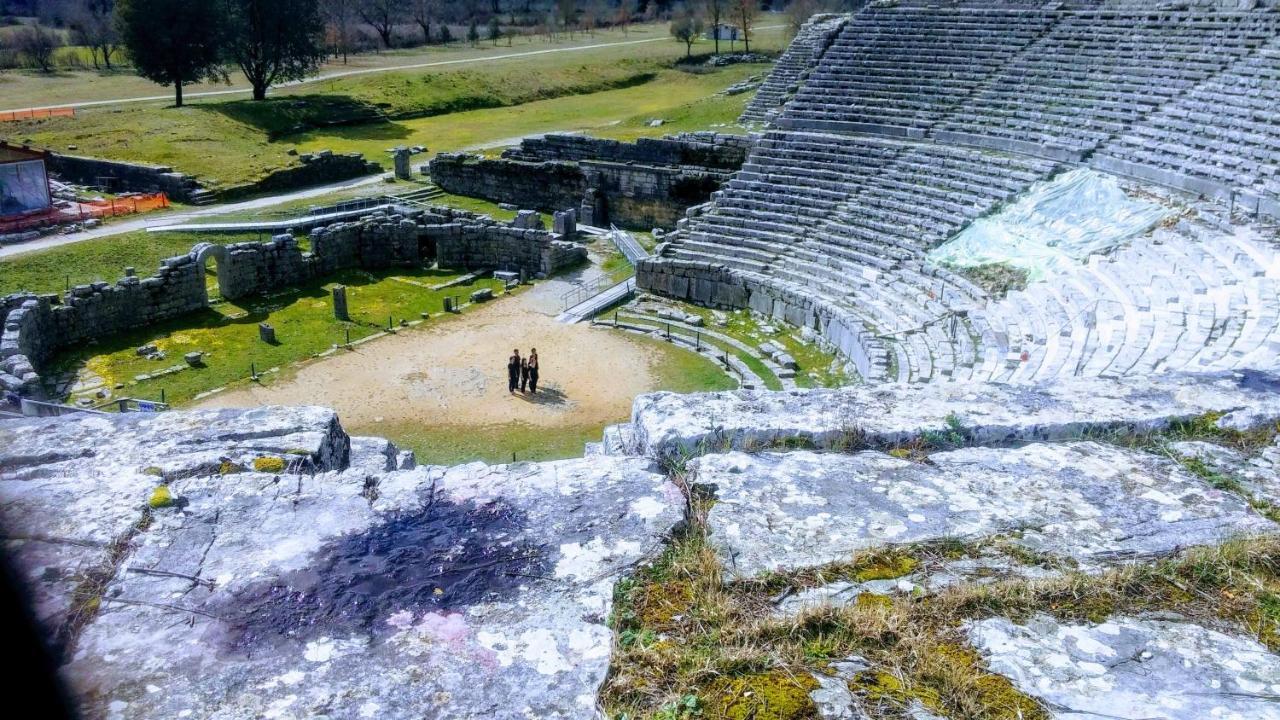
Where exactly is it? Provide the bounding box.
[507,348,539,394]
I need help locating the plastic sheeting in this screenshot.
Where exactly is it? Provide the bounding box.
[0,159,50,217]
[927,168,1172,281]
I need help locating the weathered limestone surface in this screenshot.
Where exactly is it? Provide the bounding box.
[1173,436,1280,506]
[629,371,1280,459]
[64,456,679,719]
[970,615,1280,720]
[0,407,349,662]
[0,408,682,719]
[697,444,1273,580]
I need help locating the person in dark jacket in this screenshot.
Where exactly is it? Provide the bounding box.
[520,353,530,393]
[527,348,539,394]
[507,349,521,394]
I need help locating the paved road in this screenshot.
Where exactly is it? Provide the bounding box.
[1,27,782,114]
[0,174,389,259]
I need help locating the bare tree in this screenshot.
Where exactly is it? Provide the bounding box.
[734,0,756,52]
[669,5,702,58]
[703,0,724,53]
[14,25,62,72]
[67,0,118,69]
[358,0,404,48]
[614,0,631,36]
[410,0,434,44]
[555,0,575,38]
[322,0,357,62]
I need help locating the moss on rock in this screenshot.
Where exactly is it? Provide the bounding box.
[703,672,820,720]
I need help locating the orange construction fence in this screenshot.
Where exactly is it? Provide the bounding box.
[0,107,76,122]
[0,193,168,234]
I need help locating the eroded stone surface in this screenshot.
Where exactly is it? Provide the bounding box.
[61,455,680,719]
[1,408,681,719]
[776,554,1058,617]
[970,614,1280,720]
[0,407,350,660]
[0,406,351,479]
[697,443,1272,580]
[1173,437,1280,507]
[631,371,1280,459]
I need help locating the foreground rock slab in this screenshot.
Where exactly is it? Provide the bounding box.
[630,371,1280,459]
[65,456,679,719]
[970,614,1280,720]
[696,443,1273,580]
[1,409,682,719]
[0,407,350,660]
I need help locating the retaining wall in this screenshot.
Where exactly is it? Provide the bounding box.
[635,257,883,380]
[428,133,751,230]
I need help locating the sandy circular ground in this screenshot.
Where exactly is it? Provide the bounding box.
[195,258,669,439]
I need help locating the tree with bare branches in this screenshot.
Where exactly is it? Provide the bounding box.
[703,0,724,54]
[410,0,434,45]
[322,0,357,62]
[734,0,757,52]
[669,5,702,58]
[358,0,403,48]
[14,25,62,72]
[68,0,119,69]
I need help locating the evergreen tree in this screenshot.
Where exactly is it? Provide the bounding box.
[116,0,226,106]
[223,0,326,101]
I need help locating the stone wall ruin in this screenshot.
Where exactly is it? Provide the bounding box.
[0,206,584,400]
[428,132,752,230]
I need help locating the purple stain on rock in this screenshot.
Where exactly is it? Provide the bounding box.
[217,494,547,652]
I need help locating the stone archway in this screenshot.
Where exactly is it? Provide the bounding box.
[191,242,228,303]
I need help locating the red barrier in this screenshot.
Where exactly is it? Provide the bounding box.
[0,107,76,122]
[0,193,169,234]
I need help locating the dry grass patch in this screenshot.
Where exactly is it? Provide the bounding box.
[604,459,1280,720]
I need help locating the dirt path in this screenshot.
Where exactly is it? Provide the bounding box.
[194,258,661,441]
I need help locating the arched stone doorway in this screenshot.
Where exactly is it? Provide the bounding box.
[191,242,228,303]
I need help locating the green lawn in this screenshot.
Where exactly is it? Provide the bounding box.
[50,266,507,407]
[0,20,784,108]
[3,23,782,191]
[669,303,853,388]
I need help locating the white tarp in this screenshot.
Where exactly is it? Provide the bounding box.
[0,159,51,217]
[927,168,1171,281]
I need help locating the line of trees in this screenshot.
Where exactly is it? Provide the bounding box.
[115,0,325,106]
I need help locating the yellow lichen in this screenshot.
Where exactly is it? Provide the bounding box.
[853,555,918,582]
[703,672,820,720]
[142,466,163,477]
[854,593,894,610]
[219,460,244,475]
[148,485,174,509]
[252,456,287,474]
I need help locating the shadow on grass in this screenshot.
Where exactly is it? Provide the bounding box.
[197,94,398,139]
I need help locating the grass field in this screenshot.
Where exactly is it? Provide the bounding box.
[1,21,782,189]
[49,266,508,407]
[0,20,784,108]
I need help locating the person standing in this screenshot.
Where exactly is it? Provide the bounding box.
[507,349,522,394]
[520,352,530,393]
[527,348,539,394]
